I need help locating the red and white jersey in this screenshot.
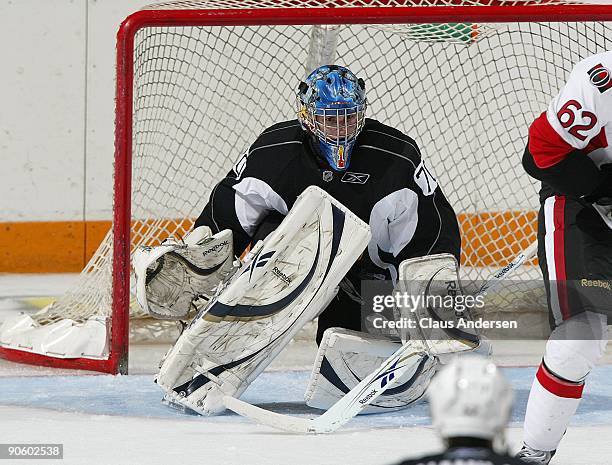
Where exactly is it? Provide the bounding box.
[529,51,612,169]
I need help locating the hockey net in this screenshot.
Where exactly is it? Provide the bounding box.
[1,0,611,373]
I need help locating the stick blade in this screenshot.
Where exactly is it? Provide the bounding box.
[223,396,319,434]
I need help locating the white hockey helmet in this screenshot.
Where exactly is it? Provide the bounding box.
[427,355,513,443]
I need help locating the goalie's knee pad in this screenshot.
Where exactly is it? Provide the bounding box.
[544,311,609,382]
[305,328,437,414]
[155,186,371,415]
[133,226,235,320]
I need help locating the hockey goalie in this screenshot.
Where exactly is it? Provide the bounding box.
[133,65,486,418]
[135,186,483,417]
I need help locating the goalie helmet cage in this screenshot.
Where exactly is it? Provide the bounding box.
[1,0,611,374]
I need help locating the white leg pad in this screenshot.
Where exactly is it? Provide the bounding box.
[305,327,436,413]
[155,186,371,415]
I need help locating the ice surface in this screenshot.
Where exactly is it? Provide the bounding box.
[1,274,612,465]
[0,367,611,464]
[0,367,611,426]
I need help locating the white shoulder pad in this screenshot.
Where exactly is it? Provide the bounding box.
[156,186,371,415]
[305,327,436,414]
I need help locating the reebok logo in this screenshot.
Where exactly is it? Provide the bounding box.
[380,360,399,388]
[359,389,378,404]
[341,171,370,184]
[446,280,459,297]
[243,250,275,282]
[202,241,229,257]
[494,262,514,279]
[272,266,292,285]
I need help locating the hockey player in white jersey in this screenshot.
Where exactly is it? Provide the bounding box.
[132,65,483,418]
[392,356,527,465]
[519,52,612,463]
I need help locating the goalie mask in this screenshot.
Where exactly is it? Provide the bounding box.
[297,65,367,171]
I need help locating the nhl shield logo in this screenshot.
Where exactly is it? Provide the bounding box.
[588,63,612,94]
[322,170,334,182]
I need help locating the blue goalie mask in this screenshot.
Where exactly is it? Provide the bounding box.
[297,65,367,171]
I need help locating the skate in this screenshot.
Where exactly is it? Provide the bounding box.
[516,444,555,464]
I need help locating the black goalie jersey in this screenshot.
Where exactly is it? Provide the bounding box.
[195,118,460,284]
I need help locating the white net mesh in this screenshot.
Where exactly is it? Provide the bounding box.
[29,0,610,348]
[146,0,577,8]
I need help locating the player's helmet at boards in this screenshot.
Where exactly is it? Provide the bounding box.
[428,356,514,449]
[297,65,367,171]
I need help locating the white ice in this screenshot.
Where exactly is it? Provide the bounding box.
[1,274,611,465]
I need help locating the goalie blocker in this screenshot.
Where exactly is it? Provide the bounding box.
[395,253,490,359]
[155,186,371,415]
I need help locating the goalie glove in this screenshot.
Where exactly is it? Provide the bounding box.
[133,226,235,320]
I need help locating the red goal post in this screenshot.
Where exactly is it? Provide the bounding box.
[2,0,612,374]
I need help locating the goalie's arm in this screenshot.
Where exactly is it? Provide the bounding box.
[195,179,253,255]
[195,178,290,256]
[368,181,460,281]
[194,134,297,256]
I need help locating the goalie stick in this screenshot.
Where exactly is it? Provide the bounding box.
[476,241,538,297]
[222,241,538,433]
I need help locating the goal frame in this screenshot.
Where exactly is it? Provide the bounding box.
[1,3,611,374]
